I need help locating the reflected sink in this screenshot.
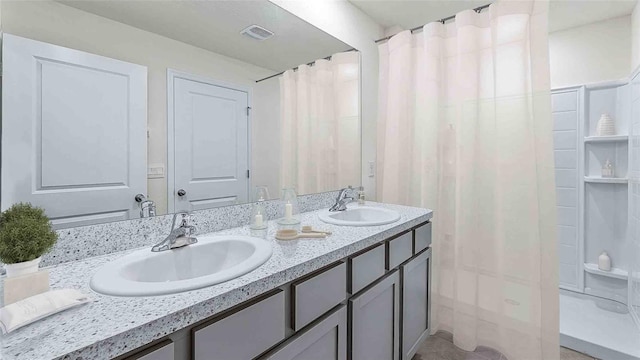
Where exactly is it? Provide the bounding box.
[318,206,401,226]
[90,235,272,296]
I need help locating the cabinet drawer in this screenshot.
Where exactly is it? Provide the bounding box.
[387,231,413,269]
[349,243,386,294]
[292,262,347,331]
[192,290,286,360]
[414,222,432,253]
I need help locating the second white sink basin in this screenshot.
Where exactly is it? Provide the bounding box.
[90,235,272,296]
[318,205,401,226]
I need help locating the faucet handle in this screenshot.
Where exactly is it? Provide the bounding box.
[179,213,197,237]
[338,186,353,198]
[140,200,156,218]
[179,212,193,226]
[171,212,192,230]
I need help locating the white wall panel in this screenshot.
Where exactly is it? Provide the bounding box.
[552,89,581,290]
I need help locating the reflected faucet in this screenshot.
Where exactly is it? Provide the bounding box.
[135,194,156,218]
[151,212,198,252]
[329,186,354,212]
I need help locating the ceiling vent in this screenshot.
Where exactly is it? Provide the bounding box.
[240,25,274,41]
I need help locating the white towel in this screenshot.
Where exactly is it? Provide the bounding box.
[0,289,91,334]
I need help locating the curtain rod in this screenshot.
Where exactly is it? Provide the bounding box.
[374,3,491,44]
[255,47,357,83]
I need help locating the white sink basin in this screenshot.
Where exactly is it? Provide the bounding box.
[318,206,401,226]
[90,235,272,296]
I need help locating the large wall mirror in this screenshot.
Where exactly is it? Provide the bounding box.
[0,0,361,228]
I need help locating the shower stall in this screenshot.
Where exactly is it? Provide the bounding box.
[552,76,640,359]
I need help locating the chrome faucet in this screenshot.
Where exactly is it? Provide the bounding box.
[151,212,198,252]
[329,186,354,212]
[135,194,156,218]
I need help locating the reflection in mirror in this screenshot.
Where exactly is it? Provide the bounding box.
[0,0,361,228]
[269,51,360,196]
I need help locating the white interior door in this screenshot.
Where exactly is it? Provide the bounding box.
[1,34,147,228]
[170,72,249,212]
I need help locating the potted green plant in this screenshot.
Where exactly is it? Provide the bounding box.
[0,203,57,277]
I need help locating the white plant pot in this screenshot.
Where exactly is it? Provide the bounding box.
[5,257,41,277]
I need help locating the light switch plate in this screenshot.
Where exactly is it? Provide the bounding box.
[148,163,165,179]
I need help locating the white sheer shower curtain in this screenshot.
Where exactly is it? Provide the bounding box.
[280,51,360,195]
[377,1,559,359]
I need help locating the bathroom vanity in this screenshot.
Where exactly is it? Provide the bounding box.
[1,201,432,360]
[121,222,431,360]
[167,224,429,360]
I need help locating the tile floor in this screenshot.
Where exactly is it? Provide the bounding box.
[413,331,599,360]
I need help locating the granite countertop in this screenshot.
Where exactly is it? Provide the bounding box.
[1,202,432,360]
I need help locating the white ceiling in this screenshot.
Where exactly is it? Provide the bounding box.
[59,0,352,72]
[349,0,637,34]
[349,0,487,31]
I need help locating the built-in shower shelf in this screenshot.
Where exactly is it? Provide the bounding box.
[584,263,628,280]
[584,176,628,184]
[584,135,628,143]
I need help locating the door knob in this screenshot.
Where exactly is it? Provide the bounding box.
[177,189,187,197]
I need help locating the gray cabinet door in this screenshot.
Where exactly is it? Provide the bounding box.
[125,340,174,360]
[401,248,431,360]
[350,270,400,360]
[261,306,347,360]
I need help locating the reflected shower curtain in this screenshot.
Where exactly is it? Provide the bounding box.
[377,1,559,359]
[280,52,360,194]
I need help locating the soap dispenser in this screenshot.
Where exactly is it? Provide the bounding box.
[602,159,615,178]
[357,186,365,205]
[598,251,611,271]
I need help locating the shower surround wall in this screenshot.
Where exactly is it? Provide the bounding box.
[553,80,640,359]
[552,81,631,303]
[630,69,640,327]
[552,87,582,291]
